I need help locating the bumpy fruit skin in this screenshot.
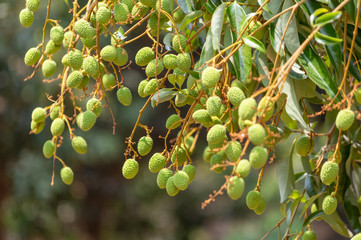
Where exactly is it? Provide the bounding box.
[207,124,226,145]
[258,96,274,121]
[177,53,191,72]
[86,98,102,117]
[74,19,95,39]
[131,3,148,20]
[114,3,129,23]
[227,87,245,106]
[183,165,196,183]
[50,26,64,44]
[50,118,65,136]
[24,47,40,66]
[192,109,212,127]
[149,153,166,173]
[82,56,99,78]
[249,146,268,169]
[66,71,83,88]
[157,168,173,189]
[351,233,361,240]
[102,73,116,90]
[354,87,361,104]
[173,171,190,190]
[236,159,251,178]
[171,146,186,166]
[31,120,45,134]
[122,159,139,179]
[72,136,87,154]
[248,124,266,146]
[320,161,339,185]
[201,67,220,88]
[62,31,75,49]
[302,230,317,240]
[238,97,257,120]
[96,6,111,24]
[26,0,40,11]
[113,48,128,66]
[140,0,155,7]
[295,136,314,156]
[246,190,261,210]
[135,47,155,66]
[145,59,164,77]
[254,196,266,215]
[68,50,83,70]
[117,87,132,106]
[227,176,245,200]
[101,45,117,62]
[77,74,90,89]
[77,110,97,131]
[210,153,224,173]
[163,54,178,69]
[143,79,158,96]
[203,146,214,163]
[206,96,222,117]
[32,107,46,123]
[138,80,148,97]
[45,40,61,55]
[81,37,95,48]
[225,141,242,162]
[60,167,74,185]
[173,8,185,24]
[137,136,153,156]
[322,195,337,215]
[19,9,34,28]
[166,114,182,129]
[43,140,56,158]
[166,176,179,196]
[172,34,187,53]
[42,59,57,77]
[335,109,355,131]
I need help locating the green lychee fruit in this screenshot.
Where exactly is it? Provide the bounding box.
[322,195,337,215]
[149,153,166,173]
[183,165,196,183]
[137,136,153,156]
[72,136,87,154]
[302,230,317,240]
[60,167,74,185]
[238,97,257,120]
[102,73,116,90]
[74,19,96,39]
[249,146,268,169]
[138,80,148,97]
[163,54,178,69]
[157,168,173,189]
[96,6,111,24]
[50,118,65,136]
[166,176,179,196]
[192,109,212,127]
[173,8,185,24]
[258,96,274,121]
[143,78,158,96]
[114,3,129,23]
[45,40,61,55]
[210,153,224,173]
[171,146,186,166]
[24,47,40,66]
[295,136,314,156]
[236,159,251,178]
[50,26,64,44]
[177,53,191,72]
[26,0,40,11]
[225,141,242,162]
[86,98,102,117]
[320,161,339,186]
[30,120,45,134]
[122,159,139,179]
[82,56,99,78]
[43,140,56,158]
[145,59,164,77]
[201,67,220,88]
[264,125,279,147]
[206,96,222,117]
[207,124,226,145]
[62,54,69,66]
[122,0,135,13]
[335,109,355,131]
[19,8,34,28]
[172,34,187,53]
[131,3,148,20]
[351,233,361,240]
[76,74,90,89]
[354,87,361,104]
[227,87,245,106]
[254,196,266,215]
[32,107,46,123]
[101,45,117,62]
[67,50,83,70]
[81,37,95,48]
[203,146,214,163]
[166,114,182,129]
[77,110,97,131]
[327,149,342,164]
[227,176,245,200]
[248,124,266,146]
[66,70,83,88]
[62,31,76,49]
[117,87,132,106]
[140,0,155,7]
[173,170,190,190]
[135,47,155,66]
[42,59,57,77]
[113,47,128,66]
[246,190,261,209]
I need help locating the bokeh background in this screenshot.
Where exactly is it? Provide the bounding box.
[0,0,350,239]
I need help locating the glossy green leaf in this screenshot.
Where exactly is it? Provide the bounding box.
[344,201,361,233]
[277,138,295,203]
[199,30,214,68]
[211,3,226,51]
[309,8,329,25]
[180,11,204,31]
[243,35,266,53]
[151,89,176,108]
[322,213,351,237]
[315,32,342,45]
[237,44,252,83]
[303,210,324,227]
[300,192,324,217]
[314,11,342,27]
[177,0,193,14]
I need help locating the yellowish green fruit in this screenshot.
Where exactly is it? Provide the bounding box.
[227,176,245,200]
[335,109,355,131]
[96,6,111,24]
[351,233,361,240]
[258,96,274,121]
[227,87,245,106]
[248,124,266,146]
[173,170,190,190]
[30,120,45,134]
[50,118,65,136]
[137,136,153,156]
[60,167,74,185]
[201,67,220,88]
[254,196,266,215]
[166,114,182,129]
[113,48,128,66]
[155,0,172,20]
[210,153,223,173]
[249,146,268,169]
[145,59,164,77]
[157,168,173,189]
[24,47,40,66]
[122,159,139,179]
[143,78,158,95]
[327,149,342,164]
[140,0,155,7]
[183,165,196,183]
[32,107,46,123]
[138,79,148,97]
[206,96,222,117]
[135,47,155,66]
[322,195,337,215]
[302,230,317,240]
[43,140,56,158]
[173,8,185,24]
[42,59,57,77]
[131,3,148,20]
[171,146,186,166]
[50,26,64,44]
[26,0,40,11]
[117,87,132,106]
[320,161,339,186]
[295,136,314,156]
[19,8,34,27]
[207,124,226,145]
[354,87,361,104]
[72,136,87,154]
[166,176,179,196]
[114,3,129,23]
[102,73,116,90]
[74,19,95,39]
[246,190,261,210]
[81,37,95,48]
[238,97,257,120]
[163,54,178,69]
[236,159,251,178]
[225,141,242,162]
[192,109,212,127]
[101,45,117,62]
[86,98,102,117]
[68,50,83,70]
[177,53,191,72]
[172,34,187,53]
[66,70,83,88]
[62,31,76,49]
[149,153,166,173]
[82,56,99,78]
[77,110,97,131]
[45,40,61,55]
[203,146,214,163]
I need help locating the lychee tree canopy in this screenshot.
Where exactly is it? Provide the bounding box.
[20,0,361,238]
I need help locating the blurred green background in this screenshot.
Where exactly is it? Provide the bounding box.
[0,0,349,239]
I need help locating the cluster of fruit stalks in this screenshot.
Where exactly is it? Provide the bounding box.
[20,0,361,235]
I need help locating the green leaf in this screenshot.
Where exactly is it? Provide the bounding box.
[199,30,214,68]
[322,213,351,237]
[346,51,361,83]
[237,45,252,83]
[151,89,176,108]
[344,201,361,233]
[300,192,324,217]
[298,35,341,102]
[277,138,295,203]
[177,0,193,14]
[303,210,324,227]
[180,11,204,31]
[314,11,342,27]
[211,3,226,51]
[309,8,329,25]
[315,32,342,45]
[243,35,266,53]
[163,33,173,51]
